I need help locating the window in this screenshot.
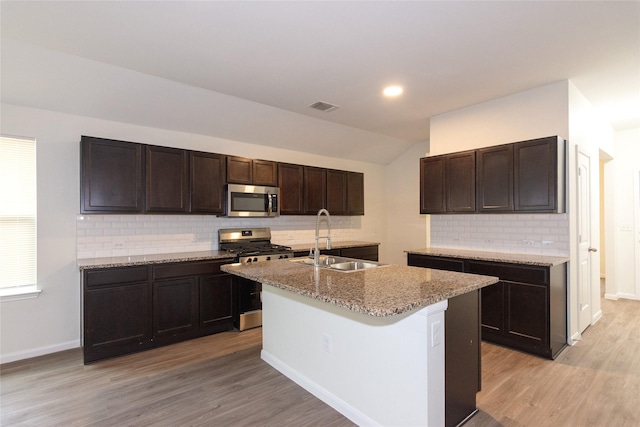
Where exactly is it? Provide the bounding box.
[0,136,39,301]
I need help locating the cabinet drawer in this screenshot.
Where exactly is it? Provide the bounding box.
[467,261,548,285]
[407,254,464,272]
[85,266,148,287]
[153,261,224,280]
[341,245,379,261]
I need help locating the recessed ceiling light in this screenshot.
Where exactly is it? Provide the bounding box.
[383,85,403,97]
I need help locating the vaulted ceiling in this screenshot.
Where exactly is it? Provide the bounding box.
[2,1,638,164]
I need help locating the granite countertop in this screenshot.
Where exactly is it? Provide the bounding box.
[77,250,236,270]
[405,247,569,267]
[285,240,380,252]
[222,259,497,317]
[76,242,378,270]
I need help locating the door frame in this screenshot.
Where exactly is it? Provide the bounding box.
[635,168,640,298]
[576,147,593,335]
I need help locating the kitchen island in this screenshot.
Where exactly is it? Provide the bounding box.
[222,259,497,426]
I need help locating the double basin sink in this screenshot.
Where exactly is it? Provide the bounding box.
[289,255,384,272]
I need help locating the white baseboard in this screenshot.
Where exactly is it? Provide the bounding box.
[261,349,380,427]
[592,309,603,325]
[604,292,638,301]
[0,340,80,365]
[570,332,582,344]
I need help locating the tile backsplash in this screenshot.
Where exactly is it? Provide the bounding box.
[76,215,360,259]
[430,213,569,256]
[77,213,569,259]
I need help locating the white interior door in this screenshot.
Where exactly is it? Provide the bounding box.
[577,150,593,333]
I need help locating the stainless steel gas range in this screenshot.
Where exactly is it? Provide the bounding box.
[218,227,293,330]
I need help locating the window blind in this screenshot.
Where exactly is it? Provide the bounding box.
[0,136,37,289]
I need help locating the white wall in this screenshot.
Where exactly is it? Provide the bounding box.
[0,103,387,363]
[384,141,429,265]
[606,128,640,300]
[429,81,569,155]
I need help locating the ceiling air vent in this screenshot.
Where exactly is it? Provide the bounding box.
[308,101,339,112]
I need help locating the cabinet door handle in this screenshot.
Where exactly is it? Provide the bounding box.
[588,247,598,252]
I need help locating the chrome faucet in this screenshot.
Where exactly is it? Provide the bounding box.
[314,209,332,266]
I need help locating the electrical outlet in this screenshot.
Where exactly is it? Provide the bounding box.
[542,240,554,247]
[322,333,333,353]
[431,321,442,347]
[522,239,535,246]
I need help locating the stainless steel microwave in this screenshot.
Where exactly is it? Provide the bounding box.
[226,184,280,217]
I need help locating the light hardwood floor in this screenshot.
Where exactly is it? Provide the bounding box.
[2,297,639,426]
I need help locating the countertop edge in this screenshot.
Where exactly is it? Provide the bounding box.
[77,241,380,270]
[78,251,236,270]
[405,247,569,267]
[222,262,498,317]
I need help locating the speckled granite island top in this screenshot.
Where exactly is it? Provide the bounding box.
[406,247,569,267]
[77,250,235,270]
[222,259,497,317]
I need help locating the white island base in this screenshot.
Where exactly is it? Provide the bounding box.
[261,284,448,427]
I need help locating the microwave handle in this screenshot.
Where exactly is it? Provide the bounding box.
[267,194,273,215]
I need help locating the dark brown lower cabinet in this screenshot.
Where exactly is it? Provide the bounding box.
[407,255,480,427]
[83,266,152,363]
[468,260,567,359]
[83,259,234,363]
[152,277,198,342]
[199,273,233,332]
[407,253,568,359]
[339,245,378,261]
[445,290,481,427]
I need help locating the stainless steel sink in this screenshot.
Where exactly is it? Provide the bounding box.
[288,255,384,272]
[328,261,379,271]
[288,256,337,266]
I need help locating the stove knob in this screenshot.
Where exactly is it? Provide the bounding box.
[245,258,251,263]
[253,257,258,263]
[266,256,271,261]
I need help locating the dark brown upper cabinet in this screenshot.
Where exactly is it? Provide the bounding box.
[146,146,189,213]
[189,151,226,214]
[422,136,564,214]
[476,144,514,212]
[347,172,365,215]
[420,151,475,214]
[226,156,277,186]
[326,169,348,215]
[420,156,446,214]
[278,163,305,215]
[281,166,364,216]
[80,136,365,216]
[81,136,144,213]
[253,159,278,186]
[514,136,563,212]
[447,151,476,212]
[304,166,327,214]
